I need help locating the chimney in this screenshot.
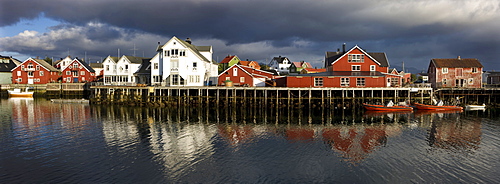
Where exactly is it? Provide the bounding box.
[185,38,192,44]
[342,43,346,53]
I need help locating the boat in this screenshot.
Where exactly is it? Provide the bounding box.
[8,87,34,98]
[413,102,463,111]
[363,103,413,111]
[465,104,486,111]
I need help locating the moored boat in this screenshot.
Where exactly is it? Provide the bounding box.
[8,87,34,98]
[413,102,463,111]
[363,103,413,111]
[465,104,486,111]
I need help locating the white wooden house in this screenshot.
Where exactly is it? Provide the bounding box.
[102,55,150,85]
[150,36,218,86]
[270,56,292,75]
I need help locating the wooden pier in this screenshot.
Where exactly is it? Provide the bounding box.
[89,86,434,109]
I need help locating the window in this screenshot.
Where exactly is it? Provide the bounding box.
[370,65,376,71]
[240,77,245,83]
[356,78,365,87]
[36,65,40,71]
[67,77,71,82]
[180,50,186,56]
[73,64,78,69]
[18,78,22,82]
[106,65,110,71]
[172,74,179,85]
[442,68,448,74]
[341,78,349,87]
[225,77,230,81]
[171,60,179,71]
[66,71,71,75]
[195,76,200,83]
[468,78,474,85]
[72,71,78,77]
[28,71,34,77]
[352,65,361,71]
[82,77,85,81]
[154,63,158,69]
[40,71,44,76]
[233,68,238,76]
[348,54,364,63]
[314,78,323,87]
[21,65,24,70]
[165,50,169,56]
[443,78,447,85]
[17,71,21,76]
[125,65,128,70]
[472,67,478,73]
[81,71,85,75]
[456,68,463,77]
[193,62,197,71]
[27,63,34,69]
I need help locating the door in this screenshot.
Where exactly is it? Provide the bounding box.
[28,78,34,84]
[73,78,79,83]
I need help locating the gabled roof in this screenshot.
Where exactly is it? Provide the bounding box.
[0,55,20,72]
[218,64,274,78]
[12,58,59,72]
[220,55,238,64]
[134,59,151,75]
[272,56,290,64]
[122,56,151,64]
[238,60,261,68]
[166,36,213,63]
[89,62,103,69]
[67,58,95,73]
[291,61,313,68]
[430,58,483,68]
[103,56,119,63]
[326,45,389,67]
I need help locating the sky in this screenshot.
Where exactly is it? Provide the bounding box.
[1,0,499,74]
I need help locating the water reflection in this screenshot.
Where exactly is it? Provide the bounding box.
[3,99,496,183]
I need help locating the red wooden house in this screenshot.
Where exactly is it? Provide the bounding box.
[428,57,483,89]
[61,58,96,83]
[218,65,275,87]
[11,58,60,84]
[276,45,402,87]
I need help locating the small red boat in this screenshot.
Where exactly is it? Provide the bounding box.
[413,102,463,111]
[363,103,413,111]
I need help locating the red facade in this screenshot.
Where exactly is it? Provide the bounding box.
[218,65,275,87]
[428,58,483,89]
[61,59,96,83]
[11,58,60,84]
[277,73,389,88]
[329,46,389,73]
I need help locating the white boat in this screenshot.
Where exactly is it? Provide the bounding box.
[8,87,34,98]
[465,104,486,111]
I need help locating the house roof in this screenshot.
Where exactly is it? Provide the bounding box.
[134,59,151,75]
[291,61,313,68]
[272,56,289,64]
[173,36,214,64]
[302,68,327,73]
[70,58,95,73]
[220,55,237,64]
[298,71,386,77]
[218,64,274,78]
[89,62,103,69]
[12,58,59,72]
[0,55,20,72]
[430,58,483,68]
[123,56,151,64]
[326,46,389,67]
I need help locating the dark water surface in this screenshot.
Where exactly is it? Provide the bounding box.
[1,98,499,183]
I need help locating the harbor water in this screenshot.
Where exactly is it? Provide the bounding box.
[0,98,499,183]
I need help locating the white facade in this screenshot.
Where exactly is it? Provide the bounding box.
[103,55,148,85]
[150,36,218,86]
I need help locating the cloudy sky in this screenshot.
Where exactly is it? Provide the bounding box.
[1,0,499,73]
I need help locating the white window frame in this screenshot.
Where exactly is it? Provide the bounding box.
[348,54,364,63]
[352,65,361,71]
[442,67,448,74]
[356,78,365,87]
[370,65,376,71]
[341,78,349,87]
[233,68,238,76]
[314,78,323,87]
[468,78,474,85]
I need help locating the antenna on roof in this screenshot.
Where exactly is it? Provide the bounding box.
[130,44,139,57]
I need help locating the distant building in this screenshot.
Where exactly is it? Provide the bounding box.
[53,56,73,70]
[102,55,150,85]
[238,60,261,70]
[218,64,275,87]
[219,55,241,71]
[427,57,483,88]
[270,56,292,75]
[289,61,313,74]
[0,55,21,84]
[134,59,151,86]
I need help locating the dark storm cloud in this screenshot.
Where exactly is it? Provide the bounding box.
[1,0,500,72]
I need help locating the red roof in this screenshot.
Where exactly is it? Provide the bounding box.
[220,55,236,64]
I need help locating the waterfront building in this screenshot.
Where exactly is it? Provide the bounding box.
[11,57,60,84]
[134,59,151,86]
[89,62,104,80]
[427,56,483,89]
[61,58,96,83]
[219,55,241,72]
[218,64,276,87]
[276,45,401,87]
[102,55,150,85]
[0,55,21,84]
[150,36,218,86]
